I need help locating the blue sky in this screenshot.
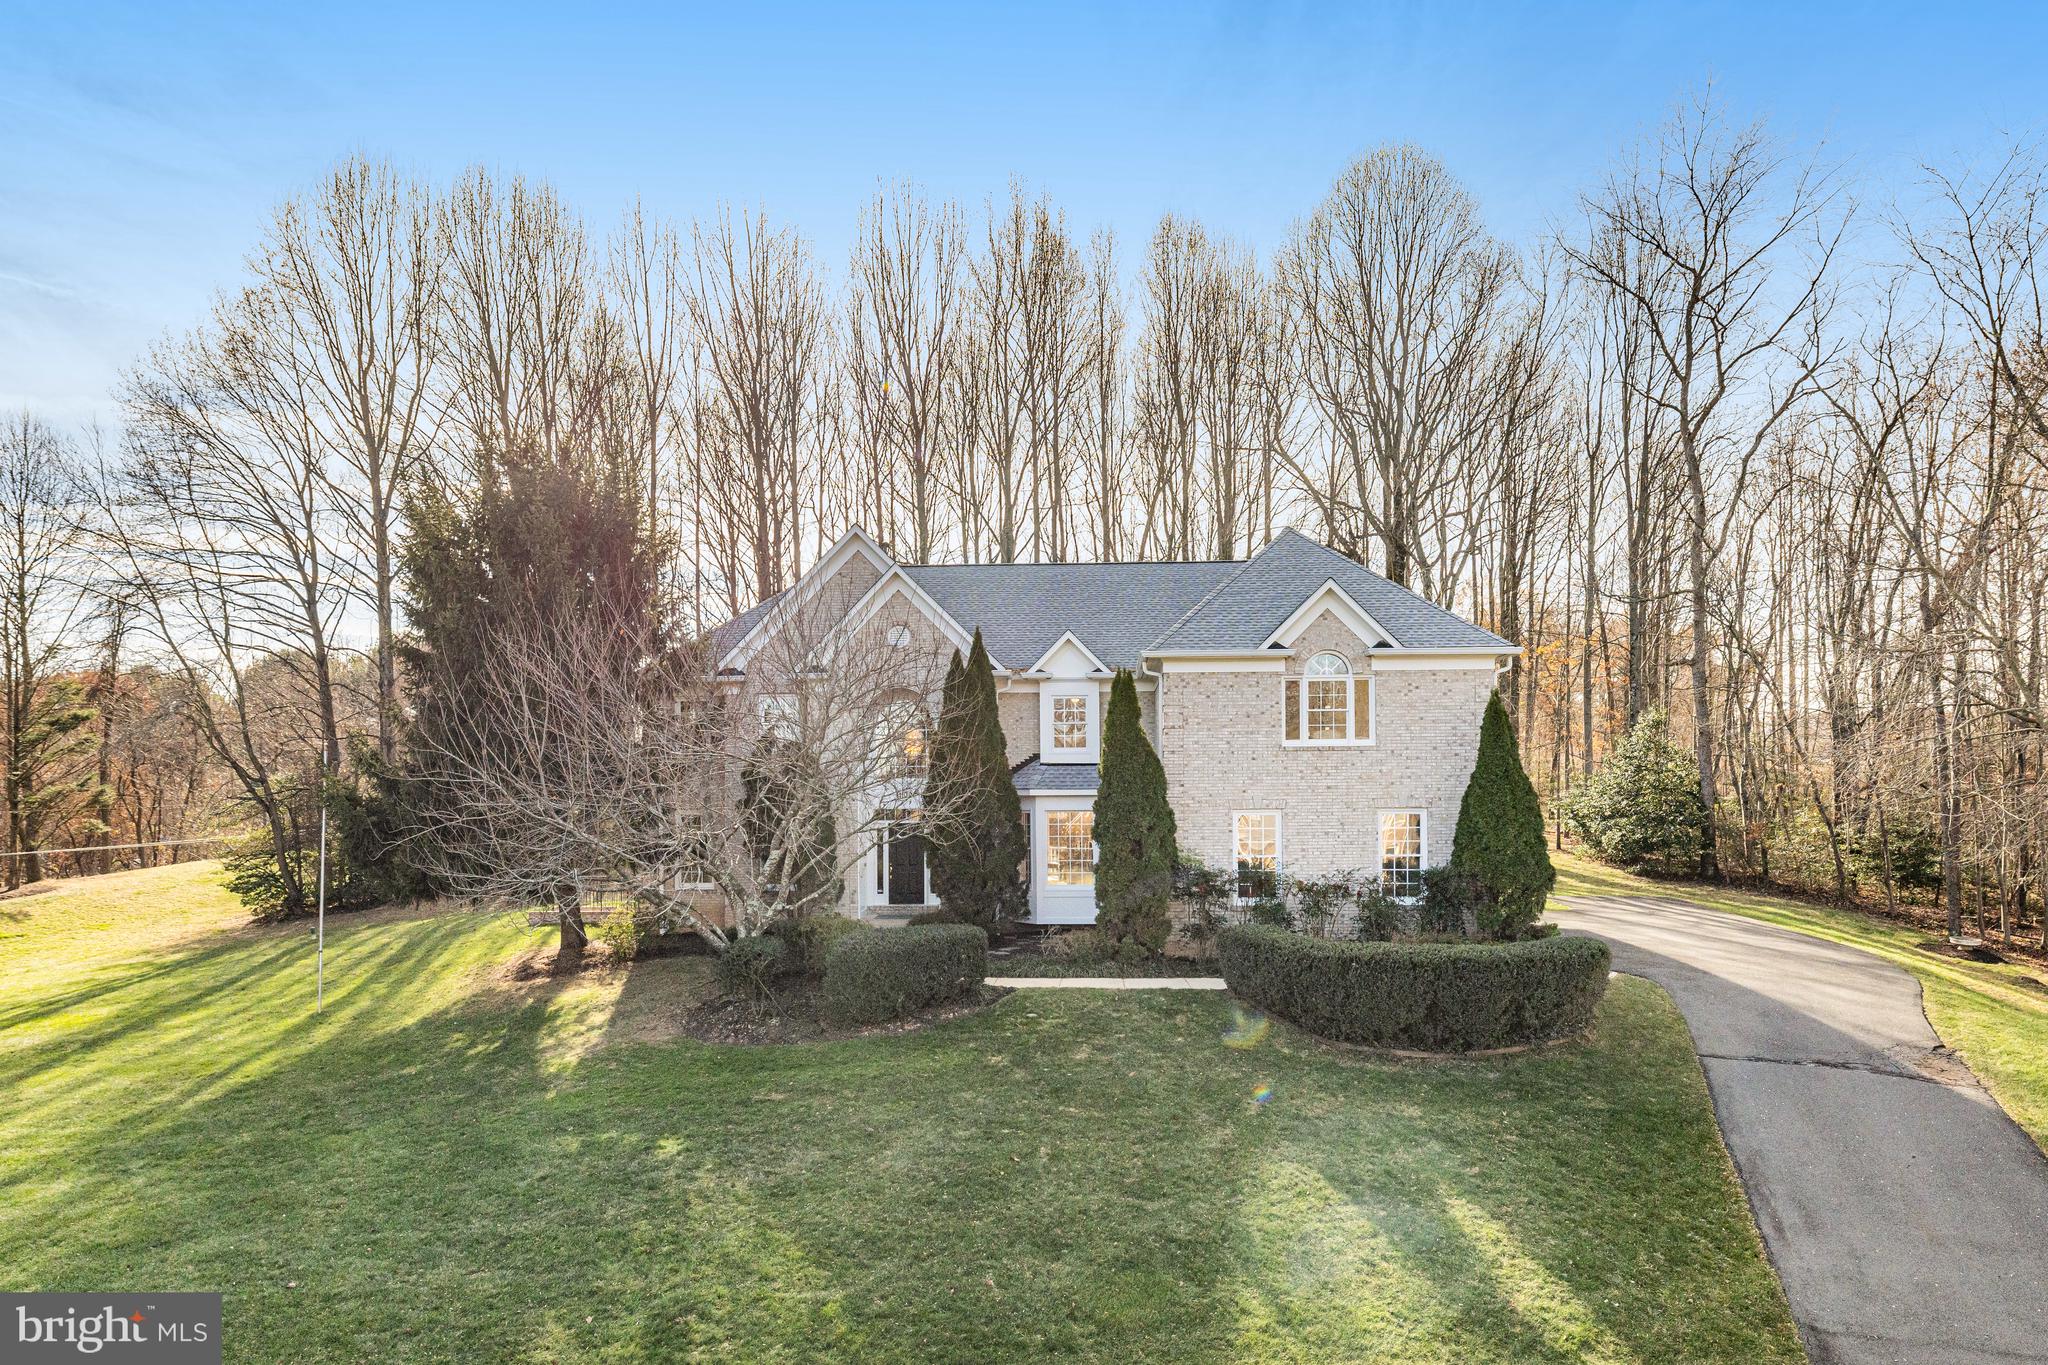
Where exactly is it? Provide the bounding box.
[6,1,2045,422]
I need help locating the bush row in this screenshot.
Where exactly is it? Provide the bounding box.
[1217,924,1610,1052]
[820,922,988,1026]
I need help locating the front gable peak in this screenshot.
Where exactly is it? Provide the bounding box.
[1261,578,1401,651]
[1027,631,1110,678]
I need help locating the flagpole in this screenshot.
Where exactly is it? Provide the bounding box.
[316,757,330,1012]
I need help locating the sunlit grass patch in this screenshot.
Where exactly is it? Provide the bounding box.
[0,861,1799,1362]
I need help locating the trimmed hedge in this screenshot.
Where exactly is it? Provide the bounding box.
[766,912,875,976]
[821,923,989,1026]
[1217,924,1610,1052]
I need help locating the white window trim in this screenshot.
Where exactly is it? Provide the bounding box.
[1042,807,1098,888]
[1378,808,1428,903]
[1039,683,1100,763]
[1281,666,1376,747]
[677,813,714,891]
[1231,810,1283,904]
[758,693,799,738]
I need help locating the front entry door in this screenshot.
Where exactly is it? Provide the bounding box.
[886,821,927,906]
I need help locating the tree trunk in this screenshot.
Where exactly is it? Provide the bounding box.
[556,884,588,960]
[1687,454,1718,880]
[1931,661,1964,937]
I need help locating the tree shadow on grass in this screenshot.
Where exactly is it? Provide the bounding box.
[1,938,1802,1364]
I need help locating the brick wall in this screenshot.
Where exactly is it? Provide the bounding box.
[1159,611,1495,883]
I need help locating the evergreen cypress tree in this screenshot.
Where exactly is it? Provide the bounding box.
[1449,690,1555,939]
[1092,668,1176,951]
[928,631,1025,929]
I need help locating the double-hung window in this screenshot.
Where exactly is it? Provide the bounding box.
[1379,810,1425,900]
[1051,694,1090,751]
[1234,811,1281,902]
[1283,653,1370,743]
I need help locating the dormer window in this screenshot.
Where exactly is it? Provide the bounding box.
[1039,684,1099,763]
[1052,695,1089,750]
[1283,652,1372,745]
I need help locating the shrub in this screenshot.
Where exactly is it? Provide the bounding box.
[1291,874,1356,939]
[1217,924,1610,1052]
[591,906,657,960]
[1563,708,1706,874]
[222,774,381,921]
[1093,668,1176,951]
[1449,692,1555,938]
[714,935,792,1001]
[1354,882,1402,942]
[1420,866,1485,937]
[1847,820,1943,896]
[325,740,443,905]
[1045,926,1113,964]
[1172,858,1236,947]
[821,923,988,1026]
[764,913,874,976]
[906,908,962,927]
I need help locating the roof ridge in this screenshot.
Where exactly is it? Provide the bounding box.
[900,557,1243,570]
[1144,535,1286,652]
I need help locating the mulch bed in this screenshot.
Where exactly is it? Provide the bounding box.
[673,983,1012,1046]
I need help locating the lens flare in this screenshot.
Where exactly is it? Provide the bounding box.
[1222,1006,1271,1050]
[1251,1082,1274,1106]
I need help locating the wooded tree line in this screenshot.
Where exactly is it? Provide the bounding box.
[5,90,2045,941]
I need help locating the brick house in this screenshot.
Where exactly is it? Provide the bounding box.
[711,527,1516,925]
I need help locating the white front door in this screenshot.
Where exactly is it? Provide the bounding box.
[1032,796,1098,924]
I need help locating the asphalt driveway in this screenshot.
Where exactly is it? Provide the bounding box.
[1556,894,2048,1364]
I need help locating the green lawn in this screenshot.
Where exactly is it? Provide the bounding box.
[1552,849,2048,1150]
[0,862,1800,1362]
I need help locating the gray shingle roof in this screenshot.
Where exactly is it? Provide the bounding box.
[901,561,1237,670]
[709,590,786,659]
[1148,530,1514,652]
[1010,757,1099,793]
[706,529,1512,671]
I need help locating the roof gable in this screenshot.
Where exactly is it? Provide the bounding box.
[1261,579,1398,650]
[716,527,894,671]
[705,528,1514,671]
[1148,530,1513,654]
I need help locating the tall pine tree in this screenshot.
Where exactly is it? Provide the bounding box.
[1448,690,1555,939]
[927,631,1025,929]
[1093,668,1176,950]
[398,440,662,956]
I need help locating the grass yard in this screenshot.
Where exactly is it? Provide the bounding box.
[1552,850,2048,1151]
[0,862,1800,1363]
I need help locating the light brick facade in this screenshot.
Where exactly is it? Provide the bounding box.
[714,531,1509,924]
[1152,611,1495,883]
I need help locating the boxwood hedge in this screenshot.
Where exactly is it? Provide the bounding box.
[821,922,988,1026]
[1217,924,1610,1052]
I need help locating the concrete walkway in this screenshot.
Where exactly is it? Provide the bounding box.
[986,975,1226,989]
[1557,894,2048,1364]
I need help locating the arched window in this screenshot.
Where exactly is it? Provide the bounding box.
[1283,651,1372,743]
[875,697,931,779]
